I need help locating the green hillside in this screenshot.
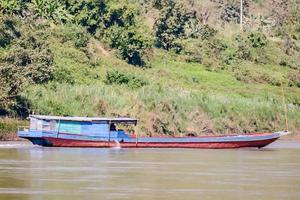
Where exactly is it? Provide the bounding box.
[1,0,300,136]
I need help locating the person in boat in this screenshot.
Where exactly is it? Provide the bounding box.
[110,123,116,131]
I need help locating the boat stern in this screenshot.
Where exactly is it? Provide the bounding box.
[17,127,52,146]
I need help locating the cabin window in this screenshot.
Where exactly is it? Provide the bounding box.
[29,118,36,130]
[49,120,57,131]
[59,121,81,134]
[42,120,51,131]
[80,122,109,136]
[36,120,43,131]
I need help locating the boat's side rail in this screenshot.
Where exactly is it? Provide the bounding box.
[17,126,30,132]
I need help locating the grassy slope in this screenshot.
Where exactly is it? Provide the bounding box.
[2,1,300,138]
[20,27,300,136]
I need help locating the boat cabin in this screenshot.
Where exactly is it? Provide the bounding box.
[23,115,137,139]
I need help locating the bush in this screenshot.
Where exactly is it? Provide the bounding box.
[105,70,148,89]
[0,16,20,48]
[29,0,72,23]
[50,25,90,49]
[248,31,267,48]
[181,37,229,69]
[0,0,25,15]
[103,25,151,66]
[154,0,197,53]
[220,0,249,23]
[235,35,252,60]
[66,0,106,34]
[199,25,217,40]
[288,70,300,88]
[235,31,268,62]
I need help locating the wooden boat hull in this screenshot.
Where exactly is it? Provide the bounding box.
[22,132,287,149]
[41,137,277,149]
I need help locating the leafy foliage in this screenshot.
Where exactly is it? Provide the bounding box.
[235,31,268,62]
[100,3,152,66]
[0,0,25,15]
[50,24,90,49]
[154,0,198,52]
[67,0,151,66]
[0,21,53,114]
[66,0,106,34]
[29,0,72,23]
[0,16,20,48]
[247,31,267,48]
[220,0,249,23]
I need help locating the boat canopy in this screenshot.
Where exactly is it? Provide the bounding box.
[29,115,138,125]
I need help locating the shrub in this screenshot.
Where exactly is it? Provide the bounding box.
[247,31,267,48]
[288,70,300,88]
[283,34,298,56]
[220,0,249,23]
[103,25,151,66]
[0,16,20,48]
[50,25,90,49]
[66,0,106,34]
[154,0,197,53]
[199,25,217,40]
[235,31,268,62]
[235,35,252,60]
[29,0,72,23]
[221,47,236,65]
[0,0,25,15]
[105,70,148,89]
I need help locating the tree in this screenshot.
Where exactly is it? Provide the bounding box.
[101,3,152,66]
[66,0,106,34]
[66,0,151,66]
[29,0,72,23]
[153,0,197,52]
[0,22,53,115]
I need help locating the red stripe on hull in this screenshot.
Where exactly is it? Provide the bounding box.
[44,137,279,149]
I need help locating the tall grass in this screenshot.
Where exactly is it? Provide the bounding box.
[23,82,300,136]
[0,118,28,140]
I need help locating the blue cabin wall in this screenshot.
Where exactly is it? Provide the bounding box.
[80,122,110,136]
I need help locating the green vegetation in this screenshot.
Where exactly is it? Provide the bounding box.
[0,118,28,140]
[105,70,148,89]
[0,0,300,137]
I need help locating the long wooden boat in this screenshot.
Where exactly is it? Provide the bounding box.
[18,115,290,149]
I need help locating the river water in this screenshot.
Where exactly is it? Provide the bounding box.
[0,140,299,200]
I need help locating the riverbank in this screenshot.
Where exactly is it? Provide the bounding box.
[0,118,28,141]
[1,117,299,141]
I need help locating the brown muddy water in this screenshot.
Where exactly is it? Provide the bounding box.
[0,140,299,200]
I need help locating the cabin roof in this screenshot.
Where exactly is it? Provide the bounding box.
[29,115,138,125]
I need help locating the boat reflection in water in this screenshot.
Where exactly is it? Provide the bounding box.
[18,115,290,149]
